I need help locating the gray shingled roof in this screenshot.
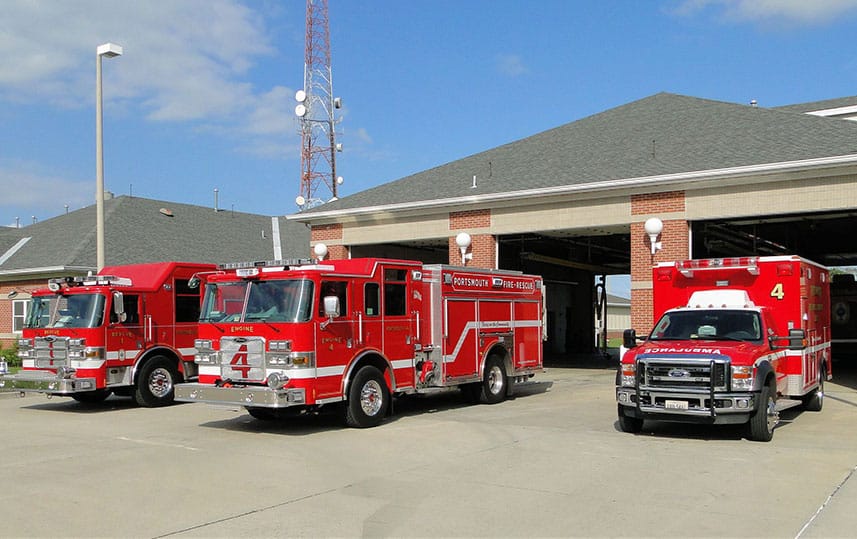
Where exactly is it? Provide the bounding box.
[0,196,309,274]
[302,92,857,214]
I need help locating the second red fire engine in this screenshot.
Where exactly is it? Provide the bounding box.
[175,257,545,427]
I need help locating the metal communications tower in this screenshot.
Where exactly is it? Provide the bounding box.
[295,0,342,210]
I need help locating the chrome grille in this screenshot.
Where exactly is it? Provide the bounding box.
[219,337,265,381]
[641,358,728,391]
[33,337,70,369]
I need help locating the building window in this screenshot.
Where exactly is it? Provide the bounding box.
[12,299,28,332]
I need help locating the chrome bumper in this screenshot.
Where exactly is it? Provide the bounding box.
[616,387,756,418]
[174,382,306,408]
[0,372,98,394]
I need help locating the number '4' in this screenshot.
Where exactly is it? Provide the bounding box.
[770,283,785,300]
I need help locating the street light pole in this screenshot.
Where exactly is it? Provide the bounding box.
[96,42,122,272]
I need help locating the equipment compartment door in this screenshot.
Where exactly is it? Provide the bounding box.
[444,298,478,380]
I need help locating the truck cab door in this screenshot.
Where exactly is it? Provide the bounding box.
[110,293,145,365]
[379,267,416,372]
[315,280,353,399]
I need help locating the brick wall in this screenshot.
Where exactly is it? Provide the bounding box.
[630,191,689,333]
[310,223,347,260]
[449,209,495,268]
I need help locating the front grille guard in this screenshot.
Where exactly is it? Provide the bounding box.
[634,357,728,418]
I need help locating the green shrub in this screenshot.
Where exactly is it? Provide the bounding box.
[0,342,21,368]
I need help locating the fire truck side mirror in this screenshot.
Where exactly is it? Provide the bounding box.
[622,329,638,349]
[112,291,126,323]
[320,296,339,330]
[188,276,201,289]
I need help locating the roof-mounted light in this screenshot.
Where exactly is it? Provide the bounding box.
[218,259,315,271]
[676,257,760,278]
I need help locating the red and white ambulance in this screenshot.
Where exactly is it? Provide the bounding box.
[616,256,830,441]
[175,258,545,427]
[0,262,214,406]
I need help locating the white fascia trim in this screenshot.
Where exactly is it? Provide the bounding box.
[0,265,96,278]
[289,153,857,222]
[806,105,857,117]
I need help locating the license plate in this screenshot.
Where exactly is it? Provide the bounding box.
[665,400,689,410]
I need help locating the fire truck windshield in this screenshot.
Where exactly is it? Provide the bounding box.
[200,279,314,323]
[25,293,106,329]
[649,309,762,342]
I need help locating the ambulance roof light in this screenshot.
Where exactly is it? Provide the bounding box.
[676,257,759,277]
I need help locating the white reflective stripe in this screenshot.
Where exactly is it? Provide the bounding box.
[105,350,141,361]
[391,359,413,370]
[443,319,535,363]
[199,365,221,376]
[70,359,106,368]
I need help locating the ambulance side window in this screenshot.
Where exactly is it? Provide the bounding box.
[365,283,380,317]
[384,269,407,317]
[318,281,347,317]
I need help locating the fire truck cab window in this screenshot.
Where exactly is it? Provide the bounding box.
[175,279,202,323]
[383,268,407,317]
[319,281,347,318]
[365,282,380,317]
[118,295,139,324]
[42,294,106,328]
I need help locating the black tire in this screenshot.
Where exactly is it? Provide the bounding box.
[134,356,180,407]
[460,382,482,404]
[748,382,777,442]
[71,389,111,403]
[477,355,508,405]
[617,405,643,433]
[802,365,825,412]
[345,366,389,428]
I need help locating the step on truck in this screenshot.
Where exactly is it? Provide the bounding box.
[0,262,215,406]
[616,256,831,442]
[175,257,545,427]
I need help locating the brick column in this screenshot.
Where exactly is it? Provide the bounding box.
[310,223,348,260]
[448,209,495,268]
[630,191,689,333]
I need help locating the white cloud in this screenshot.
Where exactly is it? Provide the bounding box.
[496,54,528,77]
[675,0,857,25]
[0,159,92,216]
[0,0,300,154]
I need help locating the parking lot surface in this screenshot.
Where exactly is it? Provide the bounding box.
[2,361,857,538]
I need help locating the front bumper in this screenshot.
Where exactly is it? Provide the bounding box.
[0,371,98,395]
[616,386,756,425]
[174,382,306,408]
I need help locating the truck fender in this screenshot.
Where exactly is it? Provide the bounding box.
[751,361,776,392]
[132,347,184,384]
[341,351,395,398]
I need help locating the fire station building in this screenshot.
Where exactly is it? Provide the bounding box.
[292,92,857,356]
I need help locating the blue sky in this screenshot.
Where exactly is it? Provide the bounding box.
[2,1,857,238]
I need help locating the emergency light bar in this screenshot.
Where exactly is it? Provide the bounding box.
[218,259,314,271]
[48,275,133,291]
[676,257,760,278]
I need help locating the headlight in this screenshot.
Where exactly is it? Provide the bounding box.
[620,362,636,387]
[194,339,212,351]
[732,365,754,390]
[267,372,289,390]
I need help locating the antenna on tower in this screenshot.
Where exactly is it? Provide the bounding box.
[295,0,343,210]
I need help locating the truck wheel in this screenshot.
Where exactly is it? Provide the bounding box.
[478,355,507,404]
[802,365,825,412]
[134,356,179,407]
[345,366,389,428]
[748,382,777,442]
[71,389,111,403]
[617,405,643,433]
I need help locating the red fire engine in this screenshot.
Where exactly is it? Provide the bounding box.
[0,262,215,406]
[616,256,831,442]
[174,258,545,427]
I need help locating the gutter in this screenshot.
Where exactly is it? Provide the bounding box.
[289,153,857,223]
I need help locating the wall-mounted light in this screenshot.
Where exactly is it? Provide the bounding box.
[313,243,328,260]
[644,217,663,255]
[455,232,473,265]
